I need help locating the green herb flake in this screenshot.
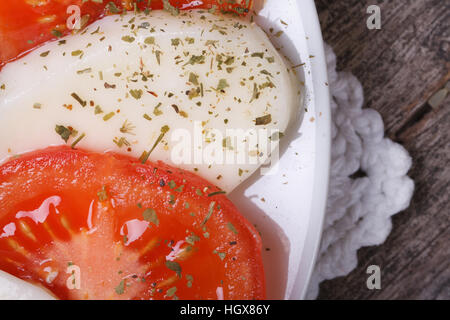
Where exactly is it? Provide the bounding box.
[71,92,87,107]
[51,29,63,38]
[186,274,193,288]
[250,83,260,103]
[171,38,181,47]
[108,2,121,14]
[55,125,72,143]
[130,89,143,100]
[216,79,229,92]
[255,114,272,126]
[71,50,83,57]
[168,180,176,189]
[208,191,226,197]
[166,286,177,297]
[165,261,182,277]
[121,35,135,43]
[251,52,264,59]
[224,56,235,65]
[185,233,200,245]
[189,73,199,85]
[103,112,115,121]
[205,40,218,47]
[143,208,159,226]
[40,51,50,57]
[141,125,170,164]
[260,69,273,77]
[227,222,238,234]
[94,105,103,114]
[77,68,92,75]
[115,280,125,295]
[97,185,108,202]
[144,37,155,45]
[201,201,216,226]
[120,120,135,135]
[155,50,162,65]
[71,133,86,149]
[163,0,179,16]
[113,137,130,148]
[184,55,205,66]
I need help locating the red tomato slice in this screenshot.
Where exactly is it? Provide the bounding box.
[0,146,265,300]
[0,0,252,69]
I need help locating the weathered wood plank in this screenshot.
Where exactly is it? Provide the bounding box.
[314,0,450,300]
[315,0,450,136]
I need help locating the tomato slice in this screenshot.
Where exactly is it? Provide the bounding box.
[0,146,265,300]
[0,0,252,69]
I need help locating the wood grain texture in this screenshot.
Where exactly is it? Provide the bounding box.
[314,0,450,300]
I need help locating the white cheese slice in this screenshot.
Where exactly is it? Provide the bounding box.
[0,10,300,192]
[0,270,55,300]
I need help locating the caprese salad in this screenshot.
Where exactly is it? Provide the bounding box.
[0,0,300,300]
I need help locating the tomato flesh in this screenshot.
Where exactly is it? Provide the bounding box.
[0,0,252,69]
[0,147,265,300]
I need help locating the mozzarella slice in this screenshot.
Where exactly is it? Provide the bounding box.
[0,270,55,300]
[0,10,300,192]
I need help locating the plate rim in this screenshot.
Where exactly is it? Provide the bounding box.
[288,0,331,300]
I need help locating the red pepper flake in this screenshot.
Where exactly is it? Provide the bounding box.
[104,82,116,89]
[147,91,158,97]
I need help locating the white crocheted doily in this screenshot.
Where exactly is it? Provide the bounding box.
[305,44,415,299]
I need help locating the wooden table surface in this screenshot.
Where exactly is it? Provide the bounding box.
[314,0,449,299]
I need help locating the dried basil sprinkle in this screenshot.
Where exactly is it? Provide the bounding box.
[121,35,135,43]
[165,261,182,278]
[216,79,229,92]
[143,208,159,226]
[71,50,83,56]
[208,191,226,197]
[130,89,143,99]
[55,125,72,143]
[141,125,170,164]
[163,0,179,16]
[97,185,108,202]
[201,202,216,226]
[71,93,87,107]
[227,222,238,234]
[103,112,115,121]
[255,114,272,125]
[71,133,86,149]
[115,280,125,295]
[108,2,121,14]
[51,29,63,38]
[144,37,155,45]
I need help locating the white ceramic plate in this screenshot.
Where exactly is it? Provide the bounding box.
[0,0,329,300]
[228,0,331,299]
